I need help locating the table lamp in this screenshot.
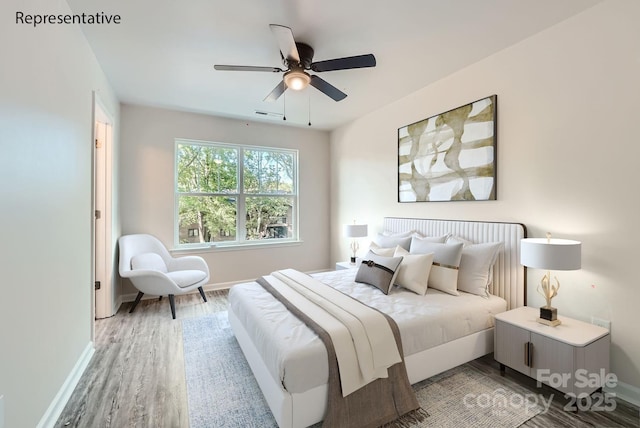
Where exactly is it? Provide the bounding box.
[520,233,581,326]
[344,223,368,264]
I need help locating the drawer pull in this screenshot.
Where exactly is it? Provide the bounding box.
[524,342,533,367]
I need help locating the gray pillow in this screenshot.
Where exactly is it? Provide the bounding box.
[373,234,412,251]
[355,250,403,295]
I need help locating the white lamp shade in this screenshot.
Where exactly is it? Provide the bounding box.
[521,238,581,271]
[344,224,368,238]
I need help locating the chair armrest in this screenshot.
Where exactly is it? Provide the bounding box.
[119,269,181,295]
[168,256,210,275]
[120,269,166,279]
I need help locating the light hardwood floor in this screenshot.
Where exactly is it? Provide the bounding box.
[56,290,639,427]
[56,290,228,427]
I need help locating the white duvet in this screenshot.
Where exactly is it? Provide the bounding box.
[228,268,506,394]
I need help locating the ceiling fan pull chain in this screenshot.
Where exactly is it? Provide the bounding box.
[308,95,311,127]
[283,92,287,121]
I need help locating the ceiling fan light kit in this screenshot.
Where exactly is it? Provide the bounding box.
[214,24,376,104]
[283,69,311,91]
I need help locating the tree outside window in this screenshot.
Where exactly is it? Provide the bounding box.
[175,140,298,247]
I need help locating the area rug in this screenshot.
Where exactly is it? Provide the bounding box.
[182,312,543,427]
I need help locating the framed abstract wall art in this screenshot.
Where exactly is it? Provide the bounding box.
[398,95,497,202]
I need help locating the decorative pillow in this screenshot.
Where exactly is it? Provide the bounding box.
[457,242,503,297]
[392,246,434,295]
[446,235,474,247]
[380,230,423,238]
[410,241,463,296]
[369,241,397,257]
[373,234,412,251]
[131,252,167,272]
[355,250,403,295]
[409,235,449,253]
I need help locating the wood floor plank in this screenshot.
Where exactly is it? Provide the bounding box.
[56,290,638,427]
[56,290,228,428]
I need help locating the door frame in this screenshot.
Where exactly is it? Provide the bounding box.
[91,92,116,325]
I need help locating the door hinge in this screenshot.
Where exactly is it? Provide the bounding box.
[95,138,102,149]
[95,281,101,290]
[95,210,101,219]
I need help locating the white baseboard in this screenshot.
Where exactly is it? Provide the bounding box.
[120,270,332,303]
[37,342,95,428]
[606,380,640,407]
[114,294,123,315]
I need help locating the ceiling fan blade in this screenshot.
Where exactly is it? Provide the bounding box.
[309,75,347,101]
[269,24,300,63]
[311,54,376,72]
[263,80,287,102]
[214,65,282,72]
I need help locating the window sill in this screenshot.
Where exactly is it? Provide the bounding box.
[171,239,303,254]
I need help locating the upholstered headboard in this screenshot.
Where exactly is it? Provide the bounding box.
[382,217,527,310]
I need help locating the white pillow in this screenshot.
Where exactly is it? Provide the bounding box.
[131,252,167,272]
[392,247,434,295]
[457,242,503,297]
[369,241,397,257]
[381,230,423,238]
[446,235,474,247]
[409,235,449,253]
[410,241,463,296]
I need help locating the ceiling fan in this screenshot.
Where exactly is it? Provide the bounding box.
[214,24,376,102]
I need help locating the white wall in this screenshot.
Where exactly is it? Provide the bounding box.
[119,104,331,295]
[330,0,639,401]
[0,0,120,426]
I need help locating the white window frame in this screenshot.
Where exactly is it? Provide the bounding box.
[174,138,299,249]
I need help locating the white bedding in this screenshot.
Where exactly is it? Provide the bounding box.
[228,267,507,394]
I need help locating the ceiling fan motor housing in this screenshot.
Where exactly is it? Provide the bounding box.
[285,42,314,69]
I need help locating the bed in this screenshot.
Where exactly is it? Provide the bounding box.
[228,218,527,428]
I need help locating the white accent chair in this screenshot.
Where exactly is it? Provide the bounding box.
[118,234,210,319]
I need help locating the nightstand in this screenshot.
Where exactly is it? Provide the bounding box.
[494,306,610,396]
[335,261,356,270]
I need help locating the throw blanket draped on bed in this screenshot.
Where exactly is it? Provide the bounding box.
[257,269,424,428]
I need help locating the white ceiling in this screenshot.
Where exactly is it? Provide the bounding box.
[67,0,600,130]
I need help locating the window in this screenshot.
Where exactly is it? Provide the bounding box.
[175,139,298,247]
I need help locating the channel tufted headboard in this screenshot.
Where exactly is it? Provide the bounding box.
[382,217,527,310]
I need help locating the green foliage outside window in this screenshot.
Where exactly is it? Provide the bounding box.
[176,140,297,246]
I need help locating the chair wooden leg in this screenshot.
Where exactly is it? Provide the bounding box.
[129,291,144,313]
[168,294,176,319]
[198,286,208,302]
